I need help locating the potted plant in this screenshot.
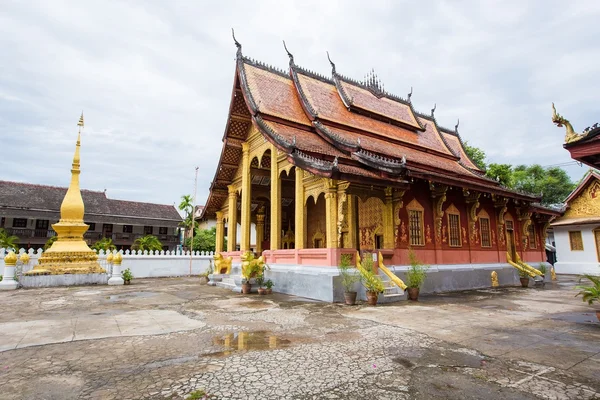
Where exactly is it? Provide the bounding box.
[405,250,428,301]
[576,274,600,320]
[518,268,530,288]
[256,275,267,295]
[538,263,547,278]
[358,253,384,306]
[122,268,133,285]
[265,279,274,294]
[338,254,360,305]
[240,252,268,294]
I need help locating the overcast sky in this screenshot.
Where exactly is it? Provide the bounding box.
[1,1,598,209]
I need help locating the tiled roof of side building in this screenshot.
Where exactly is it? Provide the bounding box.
[0,181,182,222]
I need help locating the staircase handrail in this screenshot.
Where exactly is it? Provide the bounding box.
[515,253,544,276]
[506,252,537,278]
[377,251,407,291]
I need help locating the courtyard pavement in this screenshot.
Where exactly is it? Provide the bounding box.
[0,276,598,399]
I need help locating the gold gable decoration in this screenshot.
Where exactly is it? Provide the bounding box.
[563,180,600,219]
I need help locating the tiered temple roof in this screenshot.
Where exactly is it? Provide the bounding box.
[203,37,540,217]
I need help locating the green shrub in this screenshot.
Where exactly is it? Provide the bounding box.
[406,249,428,289]
[121,268,133,281]
[576,274,600,305]
[338,254,360,292]
[538,263,547,275]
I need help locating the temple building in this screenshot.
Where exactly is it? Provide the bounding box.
[551,105,600,275]
[200,37,559,300]
[551,171,600,275]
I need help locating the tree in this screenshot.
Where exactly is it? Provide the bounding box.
[178,194,197,241]
[486,163,514,187]
[132,235,163,252]
[512,164,575,205]
[0,228,19,250]
[463,141,487,171]
[91,237,116,252]
[187,227,226,253]
[43,235,58,251]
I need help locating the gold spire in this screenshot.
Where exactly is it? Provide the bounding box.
[27,113,104,275]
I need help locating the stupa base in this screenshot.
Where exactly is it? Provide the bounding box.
[25,262,105,276]
[20,273,108,288]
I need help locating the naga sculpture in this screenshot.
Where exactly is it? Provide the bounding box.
[491,271,499,287]
[552,103,584,144]
[213,253,233,274]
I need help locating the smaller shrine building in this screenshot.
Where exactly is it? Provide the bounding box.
[551,171,600,275]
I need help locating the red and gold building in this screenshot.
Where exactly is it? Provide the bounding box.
[201,38,558,278]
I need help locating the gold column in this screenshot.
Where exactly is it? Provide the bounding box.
[240,142,251,252]
[295,168,306,249]
[346,194,357,249]
[383,187,394,249]
[270,145,281,250]
[256,208,265,254]
[215,211,224,253]
[325,180,338,249]
[227,185,238,252]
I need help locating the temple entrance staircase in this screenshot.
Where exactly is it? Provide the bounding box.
[215,275,237,290]
[506,252,545,286]
[380,274,405,300]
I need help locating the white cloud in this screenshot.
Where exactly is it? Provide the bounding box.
[1,0,598,207]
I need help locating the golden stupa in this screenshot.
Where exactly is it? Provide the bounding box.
[26,114,105,275]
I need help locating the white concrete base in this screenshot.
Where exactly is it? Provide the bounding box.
[0,280,18,290]
[554,261,600,275]
[108,276,124,285]
[20,273,108,288]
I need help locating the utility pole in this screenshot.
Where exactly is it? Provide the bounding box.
[190,166,199,277]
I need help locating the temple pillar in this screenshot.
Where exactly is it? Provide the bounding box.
[227,185,238,252]
[295,168,306,249]
[240,142,251,252]
[325,180,338,249]
[430,183,448,264]
[270,145,281,250]
[383,187,394,249]
[256,207,265,255]
[346,194,357,249]
[215,211,224,253]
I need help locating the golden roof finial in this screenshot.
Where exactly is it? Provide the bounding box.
[78,112,84,129]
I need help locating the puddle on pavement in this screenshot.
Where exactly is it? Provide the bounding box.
[392,347,487,369]
[207,331,291,357]
[106,292,158,301]
[551,312,599,324]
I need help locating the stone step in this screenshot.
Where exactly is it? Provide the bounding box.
[383,293,404,299]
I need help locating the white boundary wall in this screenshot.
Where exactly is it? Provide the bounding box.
[0,248,214,279]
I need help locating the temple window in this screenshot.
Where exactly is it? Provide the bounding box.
[407,199,425,246]
[569,231,584,251]
[159,227,168,235]
[480,217,491,247]
[408,210,424,246]
[123,225,133,233]
[528,224,537,249]
[446,204,461,247]
[12,218,27,228]
[144,226,153,235]
[36,219,49,230]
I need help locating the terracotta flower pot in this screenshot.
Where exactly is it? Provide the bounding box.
[258,288,267,295]
[124,280,131,285]
[596,310,600,322]
[520,277,529,288]
[366,291,379,306]
[266,288,272,295]
[199,276,209,285]
[407,287,419,301]
[241,282,251,294]
[344,291,357,305]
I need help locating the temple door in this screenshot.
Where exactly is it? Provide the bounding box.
[506,225,516,261]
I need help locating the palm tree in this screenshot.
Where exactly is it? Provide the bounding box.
[43,235,58,251]
[178,194,195,243]
[91,237,116,252]
[0,228,19,250]
[132,235,163,252]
